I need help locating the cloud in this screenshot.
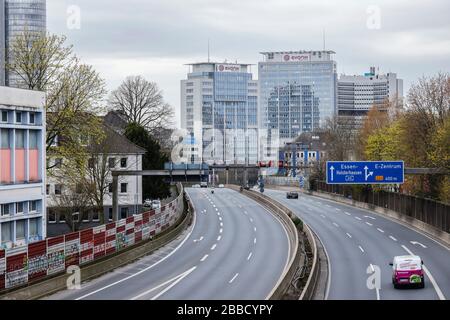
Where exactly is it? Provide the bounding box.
[47,0,450,127]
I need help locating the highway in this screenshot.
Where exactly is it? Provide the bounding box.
[45,188,290,300]
[264,188,450,300]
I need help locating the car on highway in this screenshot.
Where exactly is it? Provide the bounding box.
[192,184,201,188]
[286,192,299,199]
[218,184,225,188]
[200,182,208,188]
[390,255,425,289]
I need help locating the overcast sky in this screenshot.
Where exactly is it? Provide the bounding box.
[47,0,450,127]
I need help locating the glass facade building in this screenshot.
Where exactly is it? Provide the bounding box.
[259,51,337,147]
[3,0,46,87]
[181,63,258,165]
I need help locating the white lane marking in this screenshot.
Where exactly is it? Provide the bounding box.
[238,205,242,209]
[213,204,216,208]
[366,222,373,227]
[249,218,254,223]
[217,212,220,216]
[193,236,204,243]
[217,236,222,241]
[346,233,352,239]
[402,245,445,300]
[215,208,219,212]
[389,236,397,242]
[219,228,223,234]
[377,228,385,233]
[345,212,351,216]
[200,254,209,262]
[365,216,376,220]
[359,246,365,253]
[355,217,362,221]
[254,238,257,244]
[320,214,326,219]
[229,273,239,284]
[410,241,427,248]
[370,264,381,300]
[326,205,331,208]
[74,199,198,300]
[211,244,217,251]
[335,208,341,211]
[219,217,222,221]
[332,222,339,228]
[130,266,197,300]
[247,252,253,261]
[244,211,248,215]
[220,222,223,227]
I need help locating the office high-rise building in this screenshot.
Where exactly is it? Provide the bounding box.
[259,51,337,147]
[0,0,5,86]
[180,62,259,165]
[338,67,403,130]
[2,0,46,87]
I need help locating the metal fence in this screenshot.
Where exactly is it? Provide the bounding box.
[312,181,450,233]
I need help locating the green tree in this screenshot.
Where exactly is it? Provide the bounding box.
[6,30,106,171]
[124,123,171,200]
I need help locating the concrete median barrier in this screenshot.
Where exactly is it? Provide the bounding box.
[226,185,319,300]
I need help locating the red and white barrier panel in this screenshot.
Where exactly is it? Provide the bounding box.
[0,192,184,292]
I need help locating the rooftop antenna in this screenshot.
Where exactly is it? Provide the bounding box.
[208,38,210,63]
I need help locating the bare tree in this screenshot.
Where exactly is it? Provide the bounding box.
[6,30,107,170]
[322,116,357,161]
[108,75,174,134]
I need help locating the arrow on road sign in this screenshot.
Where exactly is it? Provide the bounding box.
[330,166,335,181]
[364,166,374,181]
[410,241,427,248]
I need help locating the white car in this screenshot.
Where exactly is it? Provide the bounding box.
[151,200,161,210]
[218,184,225,188]
[192,184,201,188]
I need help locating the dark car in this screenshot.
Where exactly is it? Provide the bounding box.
[286,192,299,199]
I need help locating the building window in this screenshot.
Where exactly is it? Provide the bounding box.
[29,218,39,237]
[54,184,62,195]
[16,202,24,214]
[50,135,59,147]
[88,158,95,168]
[1,129,10,148]
[29,131,38,149]
[120,158,127,168]
[59,213,66,224]
[29,201,38,213]
[108,158,116,169]
[1,222,12,243]
[108,183,113,193]
[120,207,128,219]
[46,184,50,195]
[16,220,26,240]
[120,183,128,193]
[48,211,56,224]
[29,113,35,124]
[15,130,25,148]
[1,111,7,122]
[1,203,12,216]
[16,112,22,123]
[108,208,113,221]
[92,211,99,222]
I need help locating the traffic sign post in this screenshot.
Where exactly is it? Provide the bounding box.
[326,161,404,185]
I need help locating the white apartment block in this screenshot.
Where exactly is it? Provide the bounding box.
[0,86,46,249]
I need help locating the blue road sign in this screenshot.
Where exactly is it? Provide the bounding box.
[326,161,404,185]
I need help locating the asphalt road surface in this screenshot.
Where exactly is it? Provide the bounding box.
[45,188,290,300]
[265,188,450,300]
